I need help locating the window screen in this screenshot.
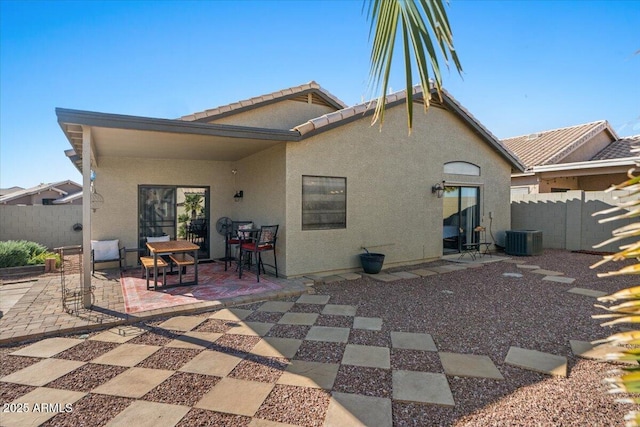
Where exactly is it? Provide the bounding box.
[302,176,346,230]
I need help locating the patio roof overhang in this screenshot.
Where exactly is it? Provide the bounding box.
[56,108,301,172]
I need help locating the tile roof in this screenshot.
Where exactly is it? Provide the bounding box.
[0,180,81,204]
[179,81,347,122]
[590,134,640,160]
[501,120,619,168]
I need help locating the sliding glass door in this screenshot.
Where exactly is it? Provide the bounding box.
[442,186,479,254]
[138,185,210,259]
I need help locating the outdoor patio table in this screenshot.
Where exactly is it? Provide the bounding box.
[146,240,199,289]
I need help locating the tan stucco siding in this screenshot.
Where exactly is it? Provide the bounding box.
[284,105,513,277]
[207,100,336,130]
[563,131,614,163]
[579,172,628,191]
[91,157,236,264]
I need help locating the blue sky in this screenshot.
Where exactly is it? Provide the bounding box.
[1,0,638,188]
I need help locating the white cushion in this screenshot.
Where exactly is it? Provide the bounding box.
[146,235,170,243]
[91,239,120,261]
[237,223,254,239]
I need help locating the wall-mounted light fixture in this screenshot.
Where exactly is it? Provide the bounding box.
[234,190,244,202]
[431,181,445,198]
[232,168,243,202]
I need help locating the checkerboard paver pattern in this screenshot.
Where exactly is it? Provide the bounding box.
[2,293,517,426]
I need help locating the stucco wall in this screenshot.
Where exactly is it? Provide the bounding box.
[208,100,336,130]
[563,131,613,163]
[284,104,513,277]
[0,205,83,249]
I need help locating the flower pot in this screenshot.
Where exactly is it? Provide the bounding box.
[360,253,385,274]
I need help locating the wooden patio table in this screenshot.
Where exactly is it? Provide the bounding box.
[146,240,199,289]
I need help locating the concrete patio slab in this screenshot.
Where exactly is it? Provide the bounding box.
[338,272,362,280]
[257,301,295,313]
[157,315,206,332]
[322,304,357,316]
[409,269,437,277]
[296,294,330,304]
[324,392,392,427]
[1,357,85,386]
[166,331,223,349]
[1,387,85,427]
[342,344,390,369]
[277,360,340,389]
[391,331,437,351]
[530,269,564,276]
[91,343,161,367]
[439,352,504,380]
[306,326,350,343]
[227,321,274,336]
[250,337,303,358]
[505,346,567,377]
[92,367,174,398]
[209,307,253,321]
[543,276,576,284]
[10,337,83,358]
[389,271,421,279]
[278,312,319,325]
[105,400,190,427]
[353,317,383,331]
[517,264,540,269]
[196,377,275,416]
[392,370,454,406]
[179,350,243,377]
[567,287,608,298]
[365,273,401,282]
[89,325,148,343]
[569,340,635,364]
[428,266,464,274]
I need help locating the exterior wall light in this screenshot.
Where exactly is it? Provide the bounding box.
[234,190,243,202]
[432,181,445,198]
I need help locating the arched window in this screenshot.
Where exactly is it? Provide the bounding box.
[444,161,480,176]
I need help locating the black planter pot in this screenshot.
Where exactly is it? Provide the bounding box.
[360,253,385,274]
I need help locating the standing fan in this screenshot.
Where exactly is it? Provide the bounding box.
[215,217,233,236]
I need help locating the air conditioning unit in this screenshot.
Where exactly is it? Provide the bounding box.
[505,230,543,256]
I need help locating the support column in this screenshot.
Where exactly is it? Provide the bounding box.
[82,126,92,308]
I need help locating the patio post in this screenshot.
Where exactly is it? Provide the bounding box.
[82,126,92,308]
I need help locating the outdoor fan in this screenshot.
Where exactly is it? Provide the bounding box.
[215,217,233,236]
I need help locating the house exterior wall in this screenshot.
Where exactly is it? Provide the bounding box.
[578,172,628,191]
[539,176,579,192]
[283,104,513,277]
[0,205,82,249]
[562,131,614,163]
[91,157,237,266]
[207,100,336,130]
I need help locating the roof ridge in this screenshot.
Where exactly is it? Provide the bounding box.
[179,81,347,122]
[502,120,608,141]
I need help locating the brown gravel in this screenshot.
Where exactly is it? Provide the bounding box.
[135,347,203,370]
[333,365,393,398]
[176,408,251,426]
[348,329,391,347]
[209,334,260,356]
[315,314,354,328]
[127,327,179,346]
[244,311,284,323]
[391,348,444,372]
[42,394,133,427]
[45,363,127,392]
[54,340,119,362]
[192,318,234,333]
[0,355,41,377]
[294,341,346,363]
[254,384,331,427]
[265,324,311,339]
[0,383,36,403]
[142,372,220,406]
[290,303,324,313]
[228,355,289,383]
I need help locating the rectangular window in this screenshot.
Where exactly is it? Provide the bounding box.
[302,176,346,230]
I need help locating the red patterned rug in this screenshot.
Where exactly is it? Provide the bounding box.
[121,261,283,314]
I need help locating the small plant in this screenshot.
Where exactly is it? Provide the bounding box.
[0,240,59,268]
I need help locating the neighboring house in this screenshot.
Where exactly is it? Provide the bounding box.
[56,81,524,278]
[503,120,639,195]
[0,186,24,197]
[0,180,82,205]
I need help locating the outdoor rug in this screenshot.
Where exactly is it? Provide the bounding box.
[120,261,283,314]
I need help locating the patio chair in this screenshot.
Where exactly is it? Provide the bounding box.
[238,225,278,282]
[460,226,491,260]
[224,220,253,271]
[91,239,126,274]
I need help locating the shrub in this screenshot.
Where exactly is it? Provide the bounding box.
[0,240,59,268]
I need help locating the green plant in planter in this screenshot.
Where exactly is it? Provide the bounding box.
[0,240,59,268]
[591,152,640,426]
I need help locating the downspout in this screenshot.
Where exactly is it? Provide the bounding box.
[82,126,92,308]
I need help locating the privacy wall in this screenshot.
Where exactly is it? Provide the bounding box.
[0,205,82,250]
[511,190,633,253]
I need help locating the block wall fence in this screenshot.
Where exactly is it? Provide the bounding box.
[511,190,634,253]
[0,205,82,250]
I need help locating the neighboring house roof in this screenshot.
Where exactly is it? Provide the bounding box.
[590,134,640,160]
[179,81,348,122]
[0,186,24,196]
[502,120,619,168]
[0,180,82,204]
[52,191,83,204]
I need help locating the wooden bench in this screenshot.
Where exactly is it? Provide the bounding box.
[169,253,195,284]
[140,256,168,290]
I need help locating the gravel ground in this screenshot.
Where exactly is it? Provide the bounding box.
[2,249,638,426]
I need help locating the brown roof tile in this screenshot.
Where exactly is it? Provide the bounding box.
[502,120,618,168]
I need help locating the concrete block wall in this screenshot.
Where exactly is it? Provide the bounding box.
[511,190,634,253]
[0,205,83,250]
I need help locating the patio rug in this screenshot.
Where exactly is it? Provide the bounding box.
[120,261,283,314]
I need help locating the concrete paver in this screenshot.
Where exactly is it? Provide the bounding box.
[408,269,437,277]
[567,287,608,298]
[1,357,85,386]
[365,273,401,282]
[209,307,253,320]
[10,337,83,358]
[337,272,362,280]
[342,344,390,369]
[569,339,634,364]
[277,360,340,389]
[104,400,191,427]
[251,337,303,358]
[257,301,295,313]
[389,271,421,279]
[505,346,567,377]
[157,315,206,332]
[196,377,275,416]
[392,370,454,406]
[91,343,161,367]
[1,387,86,427]
[391,331,437,351]
[306,326,350,343]
[296,294,330,305]
[324,392,392,427]
[89,326,147,343]
[439,352,504,380]
[530,269,564,276]
[166,331,223,349]
[353,317,382,331]
[322,304,357,316]
[278,312,319,325]
[543,276,576,284]
[179,350,244,377]
[227,321,274,337]
[92,367,174,398]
